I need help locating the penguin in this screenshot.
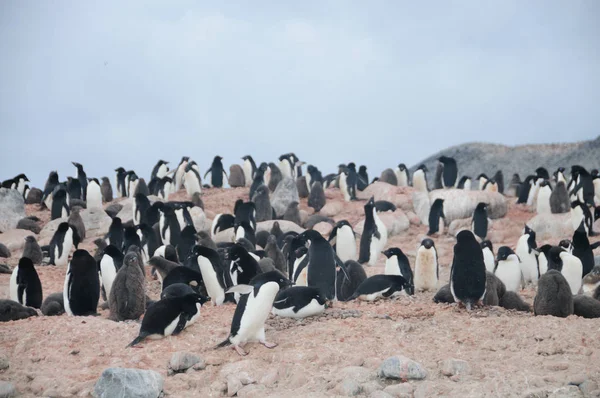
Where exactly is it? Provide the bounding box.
[572,221,594,277]
[98,245,123,301]
[516,175,535,204]
[151,160,169,181]
[328,220,357,263]
[51,185,70,220]
[527,177,543,207]
[298,229,338,300]
[552,247,583,295]
[22,235,43,265]
[492,170,504,194]
[160,283,195,300]
[68,207,86,243]
[382,247,411,279]
[357,165,369,191]
[138,223,160,263]
[283,202,301,226]
[266,162,283,192]
[9,257,43,308]
[536,180,552,214]
[105,217,124,250]
[536,244,552,277]
[570,200,593,236]
[228,164,245,188]
[438,156,458,188]
[190,245,233,306]
[572,295,600,318]
[560,239,573,253]
[534,270,573,318]
[115,167,128,197]
[516,225,539,286]
[126,171,139,199]
[242,155,257,187]
[374,201,396,213]
[427,198,445,236]
[278,154,295,180]
[471,202,488,241]
[456,176,472,190]
[127,293,208,347]
[482,179,499,193]
[156,176,173,200]
[234,200,257,231]
[72,162,88,201]
[159,205,182,247]
[480,240,495,273]
[162,266,206,296]
[550,180,570,214]
[109,252,146,321]
[272,286,327,319]
[41,292,65,316]
[204,156,228,188]
[346,274,413,301]
[433,284,455,304]
[216,271,293,355]
[211,213,236,238]
[173,156,190,191]
[450,230,487,311]
[264,235,287,276]
[41,171,59,209]
[506,173,521,197]
[306,165,323,193]
[99,177,113,203]
[249,163,268,199]
[414,238,439,292]
[322,173,337,189]
[380,168,398,186]
[358,197,388,266]
[66,177,82,203]
[63,249,100,316]
[335,260,367,301]
[86,178,103,209]
[477,173,489,191]
[570,165,595,206]
[483,271,506,306]
[0,299,38,322]
[184,162,202,197]
[493,246,521,292]
[2,173,29,195]
[337,165,353,202]
[291,246,309,286]
[49,222,75,267]
[498,291,531,312]
[132,193,150,226]
[233,222,256,249]
[229,244,262,300]
[249,185,271,223]
[395,164,409,187]
[308,181,326,212]
[412,165,428,192]
[148,255,179,285]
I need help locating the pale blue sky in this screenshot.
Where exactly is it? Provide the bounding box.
[1,1,599,187]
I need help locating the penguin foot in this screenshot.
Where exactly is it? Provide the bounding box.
[261,341,278,349]
[233,345,248,356]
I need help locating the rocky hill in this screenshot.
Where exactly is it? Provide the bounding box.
[410,135,600,187]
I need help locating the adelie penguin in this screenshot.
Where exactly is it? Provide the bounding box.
[174,157,190,191]
[346,274,413,302]
[457,176,472,190]
[229,244,262,301]
[127,292,208,347]
[358,197,388,266]
[395,164,409,187]
[216,271,293,356]
[271,286,327,319]
[516,225,538,286]
[151,159,169,181]
[42,171,59,209]
[572,221,595,277]
[115,167,128,198]
[414,238,439,292]
[211,213,235,238]
[241,155,257,188]
[553,246,583,295]
[570,200,593,236]
[356,165,369,191]
[51,185,69,220]
[382,247,412,286]
[48,222,76,267]
[190,245,233,306]
[412,165,428,192]
[204,156,228,188]
[438,156,458,188]
[479,240,495,273]
[184,162,202,197]
[86,178,103,210]
[10,257,43,309]
[450,230,486,311]
[536,180,552,214]
[109,252,146,321]
[63,249,100,316]
[427,198,445,236]
[328,220,357,262]
[298,230,338,300]
[338,163,357,202]
[98,245,123,301]
[234,199,257,231]
[2,173,29,195]
[249,163,268,199]
[471,202,488,241]
[72,162,88,201]
[278,154,295,180]
[493,247,521,292]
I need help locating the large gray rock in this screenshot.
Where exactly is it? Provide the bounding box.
[92,367,163,398]
[0,188,26,233]
[429,189,507,224]
[377,355,428,380]
[0,229,35,252]
[271,178,299,218]
[527,213,573,240]
[79,208,113,239]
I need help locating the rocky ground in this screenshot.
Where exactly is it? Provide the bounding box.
[1,185,600,398]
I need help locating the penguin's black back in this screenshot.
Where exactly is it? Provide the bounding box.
[17,258,43,308]
[427,199,444,235]
[353,274,409,297]
[68,250,100,315]
[472,203,488,240]
[162,267,206,297]
[273,286,324,311]
[573,225,594,276]
[450,231,486,306]
[336,260,367,301]
[305,232,337,300]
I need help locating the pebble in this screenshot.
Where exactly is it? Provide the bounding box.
[579,380,599,397]
[0,382,17,398]
[260,369,279,387]
[383,383,414,398]
[169,351,202,373]
[440,359,470,377]
[546,362,569,371]
[336,378,362,397]
[377,356,428,381]
[361,381,384,395]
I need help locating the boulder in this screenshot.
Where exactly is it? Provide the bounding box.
[527,213,572,240]
[429,189,507,224]
[0,381,17,398]
[448,218,472,237]
[92,368,163,398]
[357,182,396,202]
[0,188,26,233]
[104,203,123,219]
[271,178,299,218]
[354,211,410,237]
[0,229,35,252]
[313,222,333,236]
[320,202,344,217]
[169,352,202,373]
[79,208,113,239]
[412,191,431,226]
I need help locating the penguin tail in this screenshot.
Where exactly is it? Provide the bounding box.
[344,292,359,302]
[214,337,231,349]
[126,334,147,348]
[465,301,473,312]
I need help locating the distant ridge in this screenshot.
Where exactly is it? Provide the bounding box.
[410,136,600,187]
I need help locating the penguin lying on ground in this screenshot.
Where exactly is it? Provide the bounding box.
[271,286,327,319]
[346,274,413,302]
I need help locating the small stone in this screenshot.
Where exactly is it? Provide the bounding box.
[579,380,599,397]
[0,381,17,398]
[548,386,584,398]
[192,360,207,371]
[414,382,437,398]
[70,350,80,356]
[169,351,201,373]
[227,376,243,397]
[440,359,470,377]
[260,369,279,387]
[336,378,362,396]
[361,381,384,395]
[92,367,163,398]
[524,390,551,398]
[236,384,266,397]
[546,362,569,371]
[0,357,8,370]
[377,356,428,380]
[384,383,414,398]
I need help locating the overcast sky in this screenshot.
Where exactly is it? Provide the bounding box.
[1,1,599,187]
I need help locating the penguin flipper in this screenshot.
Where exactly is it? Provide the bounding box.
[214,337,232,349]
[172,315,188,336]
[227,284,254,295]
[127,332,148,348]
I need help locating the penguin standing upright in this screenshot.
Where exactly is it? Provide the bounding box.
[184,162,202,197]
[67,177,82,201]
[516,226,539,286]
[450,230,486,310]
[22,236,43,265]
[414,238,439,292]
[105,217,124,250]
[86,178,103,209]
[63,249,100,316]
[126,171,139,198]
[382,247,411,277]
[151,160,169,181]
[100,177,113,203]
[571,165,595,206]
[49,222,75,267]
[516,175,535,204]
[338,164,357,202]
[216,271,293,356]
[115,167,128,198]
[550,177,570,214]
[229,244,262,300]
[572,221,595,277]
[493,247,521,292]
[99,245,123,300]
[42,171,59,209]
[266,163,283,192]
[174,157,190,191]
[249,163,268,199]
[493,170,504,194]
[51,185,70,220]
[412,165,428,192]
[427,198,445,236]
[278,154,295,180]
[536,180,552,214]
[557,248,583,295]
[242,155,257,188]
[570,201,593,236]
[471,202,488,241]
[438,156,458,188]
[358,197,388,266]
[480,240,495,273]
[72,162,88,201]
[457,176,472,190]
[204,156,228,188]
[133,193,151,226]
[395,164,409,187]
[506,173,521,197]
[328,220,357,262]
[190,245,233,306]
[299,230,338,300]
[10,257,43,308]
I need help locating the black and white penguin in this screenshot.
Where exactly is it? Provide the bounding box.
[358,197,388,266]
[338,164,357,202]
[51,185,70,220]
[527,176,543,206]
[156,176,173,200]
[477,173,489,191]
[211,213,235,239]
[572,221,595,277]
[189,245,233,306]
[570,165,595,207]
[382,247,411,279]
[229,244,262,301]
[151,160,169,181]
[98,245,123,301]
[335,260,367,301]
[493,246,521,292]
[412,164,428,192]
[177,225,197,261]
[184,162,202,197]
[126,171,139,198]
[132,193,150,226]
[272,286,326,318]
[2,173,29,195]
[516,175,535,204]
[42,171,59,209]
[570,200,593,236]
[22,235,43,265]
[63,249,100,316]
[438,156,458,188]
[10,257,42,309]
[516,225,539,286]
[148,254,179,284]
[374,200,396,213]
[456,176,472,190]
[115,167,128,198]
[482,178,499,193]
[471,202,488,241]
[216,271,293,355]
[450,230,486,310]
[559,239,573,254]
[395,164,409,187]
[427,198,445,236]
[534,269,573,318]
[493,170,504,194]
[298,229,338,300]
[86,178,103,209]
[105,217,124,250]
[278,154,295,180]
[306,165,323,193]
[249,163,268,199]
[127,293,208,347]
[162,266,206,297]
[159,205,182,247]
[322,173,337,189]
[66,176,82,202]
[536,180,552,214]
[346,274,413,301]
[357,165,369,191]
[160,283,195,300]
[480,240,495,273]
[204,156,228,188]
[242,155,257,188]
[48,222,75,267]
[551,246,583,295]
[137,223,159,263]
[328,220,357,263]
[414,238,439,292]
[266,162,283,192]
[234,200,257,231]
[173,156,190,191]
[72,162,88,201]
[100,177,113,203]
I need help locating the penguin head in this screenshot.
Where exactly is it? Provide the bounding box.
[496,246,518,262]
[523,225,534,236]
[539,180,551,188]
[548,246,565,271]
[417,164,428,172]
[559,239,573,252]
[335,220,351,229]
[294,246,308,258]
[103,245,124,261]
[13,173,29,182]
[72,162,83,170]
[475,202,488,212]
[123,252,140,268]
[179,156,190,164]
[382,247,403,259]
[299,229,323,243]
[24,235,36,244]
[266,235,277,246]
[477,173,488,180]
[421,238,435,250]
[251,270,293,289]
[535,167,549,180]
[347,163,356,171]
[456,230,477,245]
[115,167,126,173]
[397,163,406,171]
[365,196,376,210]
[18,257,34,269]
[480,240,493,252]
[438,156,452,164]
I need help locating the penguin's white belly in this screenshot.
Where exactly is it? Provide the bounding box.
[279,161,292,179]
[184,172,201,196]
[232,283,279,344]
[537,254,548,276]
[413,172,427,192]
[464,180,472,190]
[61,207,68,218]
[385,256,400,275]
[175,209,186,231]
[235,227,245,242]
[56,236,72,267]
[518,254,538,285]
[164,315,181,337]
[483,249,495,273]
[339,174,350,202]
[157,164,168,179]
[187,303,202,326]
[536,188,552,214]
[163,182,172,198]
[199,257,225,305]
[396,171,408,187]
[292,256,305,283]
[100,257,118,299]
[414,250,438,292]
[495,261,522,292]
[44,194,53,211]
[306,174,312,193]
[63,264,73,316]
[87,184,102,209]
[128,180,138,198]
[243,162,253,187]
[570,207,585,232]
[359,288,389,302]
[336,227,357,262]
[9,266,19,302]
[272,299,325,319]
[368,217,387,266]
[296,267,308,286]
[132,202,140,225]
[562,256,582,295]
[527,183,540,207]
